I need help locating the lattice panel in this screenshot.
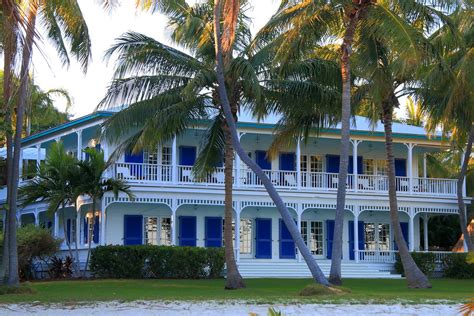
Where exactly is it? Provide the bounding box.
[241,201,298,211]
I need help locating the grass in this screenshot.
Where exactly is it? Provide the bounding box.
[0,278,472,304]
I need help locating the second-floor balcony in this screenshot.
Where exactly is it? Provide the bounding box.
[112,162,460,197]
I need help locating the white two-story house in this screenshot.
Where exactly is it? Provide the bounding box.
[2,110,470,278]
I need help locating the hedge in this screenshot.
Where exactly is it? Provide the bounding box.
[90,245,225,279]
[443,253,474,279]
[395,252,436,276]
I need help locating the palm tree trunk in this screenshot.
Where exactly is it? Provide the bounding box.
[382,100,431,289]
[457,125,473,251]
[213,0,329,286]
[223,123,245,289]
[6,3,38,287]
[83,198,95,277]
[73,202,81,276]
[329,6,361,285]
[0,0,17,285]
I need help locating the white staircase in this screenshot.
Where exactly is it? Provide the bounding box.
[237,260,402,279]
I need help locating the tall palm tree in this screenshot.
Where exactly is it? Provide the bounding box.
[77,148,133,275]
[417,7,474,251]
[18,142,81,275]
[2,0,91,286]
[254,0,457,287]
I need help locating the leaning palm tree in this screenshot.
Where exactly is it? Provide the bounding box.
[18,142,81,275]
[77,148,134,275]
[213,0,330,286]
[416,7,474,251]
[2,0,91,287]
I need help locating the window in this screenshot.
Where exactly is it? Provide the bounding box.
[67,219,77,243]
[310,156,323,173]
[378,223,390,250]
[162,147,171,165]
[309,221,324,255]
[300,221,308,245]
[145,151,158,164]
[160,217,172,246]
[364,223,377,250]
[364,222,391,251]
[376,160,388,176]
[240,219,252,254]
[144,216,158,245]
[363,159,375,175]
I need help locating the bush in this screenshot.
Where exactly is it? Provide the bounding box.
[0,225,61,280]
[395,252,436,277]
[90,245,225,279]
[443,253,474,279]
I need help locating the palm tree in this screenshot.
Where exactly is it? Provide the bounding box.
[2,0,91,286]
[417,7,474,251]
[77,148,133,275]
[213,0,330,286]
[18,142,81,275]
[254,0,458,287]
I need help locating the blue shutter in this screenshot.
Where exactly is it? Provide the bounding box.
[395,159,407,176]
[394,222,409,250]
[255,218,272,258]
[124,215,143,245]
[279,153,296,171]
[357,156,363,174]
[326,155,340,173]
[179,146,196,166]
[179,216,197,246]
[255,151,271,170]
[93,215,100,244]
[348,220,365,260]
[66,219,71,244]
[95,143,101,152]
[83,218,88,244]
[279,219,296,259]
[205,217,222,247]
[125,150,143,177]
[326,220,335,259]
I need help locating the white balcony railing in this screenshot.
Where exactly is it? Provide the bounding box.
[112,162,459,197]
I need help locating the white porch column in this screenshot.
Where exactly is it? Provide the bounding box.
[297,207,302,263]
[34,210,39,227]
[76,209,81,247]
[408,208,415,252]
[423,153,427,178]
[235,203,241,262]
[351,140,361,192]
[36,144,41,169]
[460,150,466,197]
[76,130,82,160]
[100,199,106,245]
[235,133,245,187]
[54,212,59,238]
[423,213,429,251]
[405,143,415,194]
[19,149,24,180]
[172,135,178,184]
[354,207,359,263]
[171,202,177,245]
[296,138,301,189]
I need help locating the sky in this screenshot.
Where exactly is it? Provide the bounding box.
[31,0,280,119]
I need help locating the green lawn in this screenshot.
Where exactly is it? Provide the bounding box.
[0,278,472,304]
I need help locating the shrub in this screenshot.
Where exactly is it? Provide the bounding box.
[48,256,74,279]
[90,245,225,279]
[394,252,436,277]
[443,253,474,279]
[0,225,61,280]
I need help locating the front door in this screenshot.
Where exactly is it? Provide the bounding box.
[205,217,222,247]
[179,216,197,246]
[255,218,272,259]
[279,219,295,259]
[124,215,143,245]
